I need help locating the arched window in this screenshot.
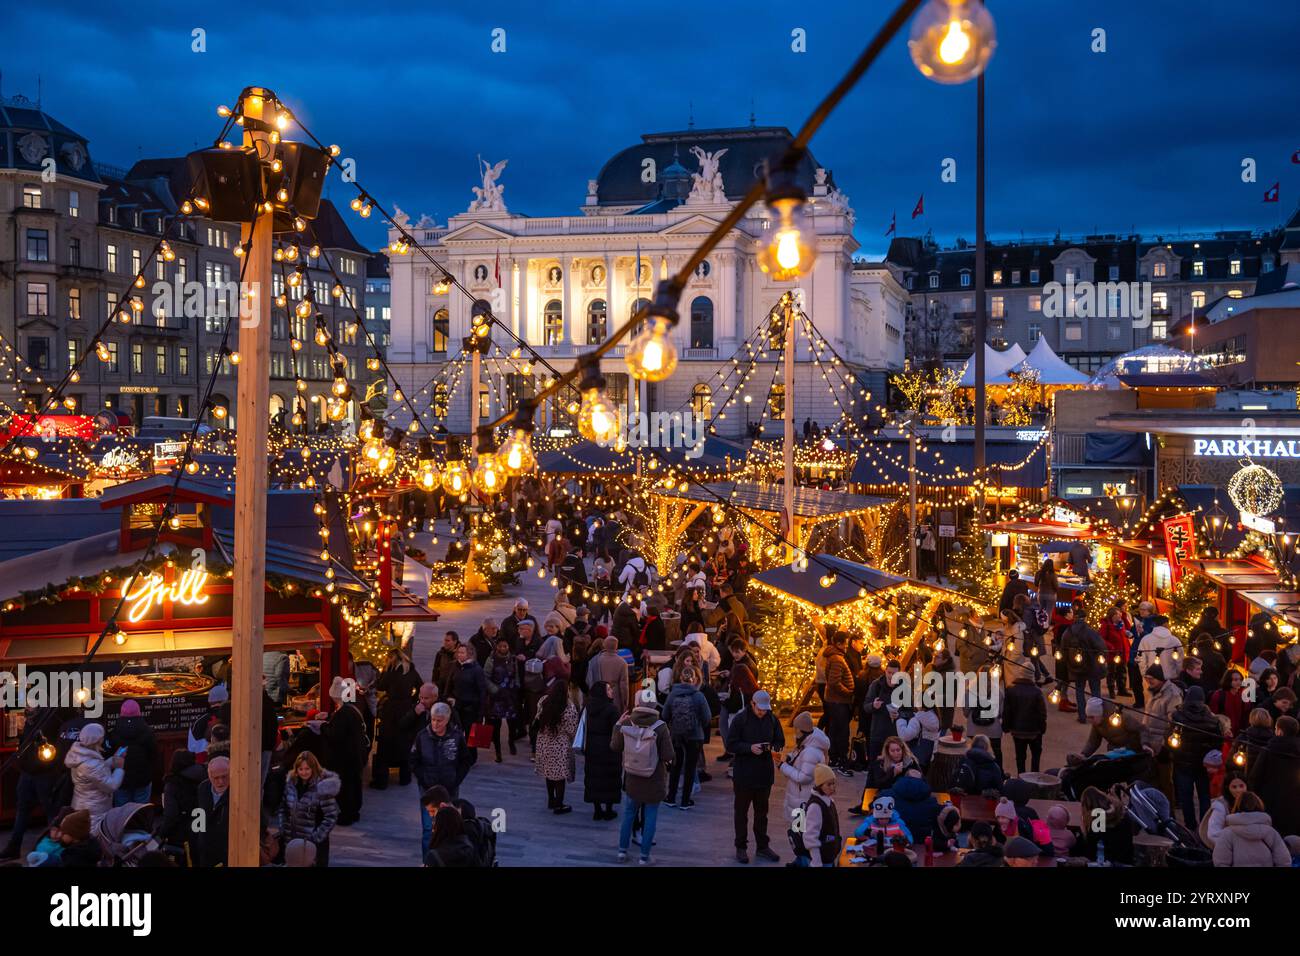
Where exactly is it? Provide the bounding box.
[432,308,449,353]
[629,297,650,338]
[543,299,564,346]
[586,299,607,345]
[689,296,714,349]
[691,383,713,420]
[269,394,287,419]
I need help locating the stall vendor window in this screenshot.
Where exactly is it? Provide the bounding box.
[1152,558,1172,601]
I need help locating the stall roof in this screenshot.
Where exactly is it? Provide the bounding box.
[0,499,120,561]
[980,520,1109,540]
[0,623,332,664]
[1236,590,1300,629]
[1185,558,1281,589]
[97,475,233,509]
[750,553,907,611]
[850,438,1047,489]
[535,436,748,475]
[652,481,891,519]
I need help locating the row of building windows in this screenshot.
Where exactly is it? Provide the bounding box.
[915,256,1258,291]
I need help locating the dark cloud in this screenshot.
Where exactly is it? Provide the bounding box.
[3,0,1296,257]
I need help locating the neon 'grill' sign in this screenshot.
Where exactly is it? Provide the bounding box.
[1193,438,1300,458]
[123,569,210,623]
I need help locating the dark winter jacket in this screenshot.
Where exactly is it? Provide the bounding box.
[160,750,207,847]
[1248,734,1300,837]
[108,714,157,790]
[278,769,341,845]
[193,780,229,867]
[425,834,482,867]
[1002,678,1047,739]
[582,693,622,805]
[885,774,942,843]
[611,603,640,649]
[1169,696,1223,770]
[823,646,856,704]
[468,629,495,666]
[953,747,1005,794]
[1062,620,1107,680]
[450,660,489,713]
[862,674,900,743]
[322,701,367,773]
[724,707,786,790]
[16,707,64,776]
[376,663,423,763]
[500,612,540,655]
[408,724,475,797]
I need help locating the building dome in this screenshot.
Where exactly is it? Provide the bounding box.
[0,95,99,181]
[593,126,826,209]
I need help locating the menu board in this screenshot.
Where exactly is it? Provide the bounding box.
[102,691,212,735]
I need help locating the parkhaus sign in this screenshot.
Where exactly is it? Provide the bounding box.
[1193,438,1300,458]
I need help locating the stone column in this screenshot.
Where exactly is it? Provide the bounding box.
[602,253,612,343]
[561,254,573,346]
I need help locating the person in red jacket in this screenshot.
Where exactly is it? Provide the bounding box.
[1050,605,1076,712]
[1099,605,1131,699]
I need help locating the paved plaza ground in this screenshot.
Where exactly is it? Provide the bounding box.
[329,524,1092,867]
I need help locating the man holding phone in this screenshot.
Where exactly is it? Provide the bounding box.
[724,689,785,863]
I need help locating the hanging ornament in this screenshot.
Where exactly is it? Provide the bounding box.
[1227,460,1283,520]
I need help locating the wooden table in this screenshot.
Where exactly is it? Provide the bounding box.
[859,787,953,812]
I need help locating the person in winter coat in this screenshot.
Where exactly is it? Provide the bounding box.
[0,704,66,861]
[484,639,521,761]
[662,667,713,808]
[1061,612,1107,723]
[862,660,903,764]
[1201,771,1249,848]
[431,631,461,699]
[424,805,482,867]
[323,678,368,825]
[410,703,476,857]
[612,690,675,864]
[372,650,423,790]
[1235,708,1275,778]
[277,751,340,866]
[193,756,230,867]
[587,635,630,710]
[725,689,786,863]
[1248,715,1300,837]
[1210,669,1249,737]
[1212,792,1292,867]
[958,821,1005,867]
[65,723,124,829]
[107,699,156,806]
[1136,624,1183,681]
[925,648,957,732]
[611,601,641,650]
[1099,606,1131,699]
[792,764,842,867]
[822,632,856,772]
[469,618,499,667]
[1193,633,1228,694]
[894,704,942,769]
[448,643,489,732]
[1076,699,1144,758]
[534,680,580,814]
[962,666,1006,769]
[953,734,1005,795]
[1170,686,1223,828]
[582,681,622,820]
[1002,673,1048,774]
[56,810,103,868]
[862,736,922,796]
[998,569,1030,612]
[778,712,830,823]
[500,599,540,655]
[1141,664,1185,802]
[886,771,943,843]
[159,750,206,862]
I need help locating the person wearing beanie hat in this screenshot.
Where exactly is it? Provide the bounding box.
[792,711,816,735]
[1004,835,1042,866]
[779,711,830,823]
[1170,683,1223,829]
[283,837,318,867]
[208,684,229,705]
[108,699,157,808]
[1084,696,1104,719]
[1045,805,1076,858]
[64,723,123,830]
[55,809,102,867]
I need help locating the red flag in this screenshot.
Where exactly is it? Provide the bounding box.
[494,248,501,286]
[1264,182,1280,203]
[911,194,924,219]
[1291,150,1300,164]
[885,211,896,236]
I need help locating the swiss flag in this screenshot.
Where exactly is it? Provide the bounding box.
[911,194,925,219]
[1264,182,1280,203]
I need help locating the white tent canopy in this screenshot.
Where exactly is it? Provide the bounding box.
[1009,337,1091,385]
[957,343,1027,386]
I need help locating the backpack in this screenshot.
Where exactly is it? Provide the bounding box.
[462,815,498,867]
[619,720,664,778]
[633,565,650,588]
[668,693,699,739]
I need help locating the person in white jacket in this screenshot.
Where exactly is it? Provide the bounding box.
[896,706,942,768]
[1136,624,1183,678]
[779,712,830,821]
[1201,773,1249,848]
[619,555,650,595]
[65,723,125,829]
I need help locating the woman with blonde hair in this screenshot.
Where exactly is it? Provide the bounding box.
[866,735,919,789]
[277,750,341,866]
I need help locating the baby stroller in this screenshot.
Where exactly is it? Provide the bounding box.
[1059,751,1152,800]
[96,802,163,867]
[1116,780,1211,865]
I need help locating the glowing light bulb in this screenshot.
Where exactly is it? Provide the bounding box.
[472,454,503,495]
[626,316,678,382]
[578,385,621,444]
[909,0,996,84]
[758,177,816,281]
[442,460,470,496]
[498,426,536,476]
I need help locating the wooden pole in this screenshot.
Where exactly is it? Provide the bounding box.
[783,293,795,560]
[908,416,918,579]
[228,88,273,868]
